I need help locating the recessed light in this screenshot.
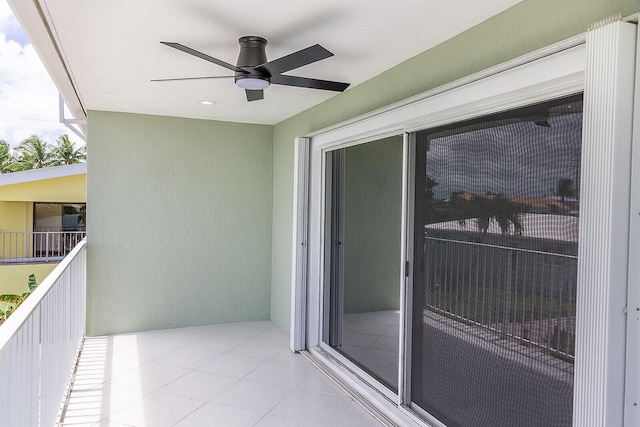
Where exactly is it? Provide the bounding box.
[200,100,215,105]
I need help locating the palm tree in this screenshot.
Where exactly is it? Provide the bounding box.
[51,134,86,165]
[552,178,576,214]
[470,194,526,242]
[0,274,38,324]
[0,140,13,173]
[11,136,54,170]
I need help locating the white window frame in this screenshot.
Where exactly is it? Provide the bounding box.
[291,19,638,426]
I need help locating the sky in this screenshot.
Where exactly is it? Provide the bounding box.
[426,112,583,200]
[0,0,84,149]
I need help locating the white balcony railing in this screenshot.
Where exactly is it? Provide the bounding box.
[0,231,86,264]
[0,239,86,426]
[423,236,577,361]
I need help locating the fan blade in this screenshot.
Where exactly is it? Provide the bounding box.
[151,76,233,82]
[160,42,241,72]
[270,74,349,92]
[246,89,264,102]
[256,44,333,76]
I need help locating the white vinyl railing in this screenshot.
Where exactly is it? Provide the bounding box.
[0,239,86,426]
[0,231,86,264]
[424,236,577,361]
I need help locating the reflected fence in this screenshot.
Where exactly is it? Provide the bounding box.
[423,237,577,361]
[0,232,86,264]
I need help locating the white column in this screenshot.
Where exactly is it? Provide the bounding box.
[625,15,640,427]
[574,18,637,427]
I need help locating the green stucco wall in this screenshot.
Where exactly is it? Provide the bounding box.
[87,111,273,335]
[269,0,640,332]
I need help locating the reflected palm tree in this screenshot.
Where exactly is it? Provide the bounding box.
[425,175,438,200]
[458,193,526,243]
[475,194,525,242]
[553,178,576,215]
[424,175,439,224]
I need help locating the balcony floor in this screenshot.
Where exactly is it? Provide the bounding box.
[60,321,382,427]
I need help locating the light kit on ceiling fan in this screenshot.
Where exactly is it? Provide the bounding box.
[235,77,270,90]
[155,35,349,102]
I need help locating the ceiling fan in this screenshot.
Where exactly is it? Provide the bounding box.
[154,36,350,102]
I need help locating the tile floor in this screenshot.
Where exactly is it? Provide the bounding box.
[60,321,384,427]
[339,310,400,389]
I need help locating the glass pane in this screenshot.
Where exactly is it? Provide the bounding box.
[323,136,403,390]
[34,203,86,231]
[34,203,63,232]
[62,203,85,231]
[411,95,582,426]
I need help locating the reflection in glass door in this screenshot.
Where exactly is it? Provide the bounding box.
[410,95,583,426]
[322,136,403,391]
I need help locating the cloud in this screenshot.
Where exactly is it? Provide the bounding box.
[0,0,27,45]
[0,0,84,148]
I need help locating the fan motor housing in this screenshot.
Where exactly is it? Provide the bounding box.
[235,36,270,86]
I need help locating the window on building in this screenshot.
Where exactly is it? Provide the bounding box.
[34,203,86,232]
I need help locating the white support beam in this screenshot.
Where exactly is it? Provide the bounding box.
[291,137,310,351]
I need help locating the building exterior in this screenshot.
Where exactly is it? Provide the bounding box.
[6,0,640,426]
[0,164,86,294]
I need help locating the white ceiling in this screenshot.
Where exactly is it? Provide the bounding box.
[17,0,522,125]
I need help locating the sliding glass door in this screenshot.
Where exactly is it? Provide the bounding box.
[318,94,583,426]
[322,135,404,391]
[410,95,582,426]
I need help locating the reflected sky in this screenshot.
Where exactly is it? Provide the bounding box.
[423,110,582,201]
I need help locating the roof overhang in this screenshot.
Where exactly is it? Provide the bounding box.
[0,163,86,187]
[7,0,86,125]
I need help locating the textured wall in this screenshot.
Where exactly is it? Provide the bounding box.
[87,111,273,335]
[269,0,640,332]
